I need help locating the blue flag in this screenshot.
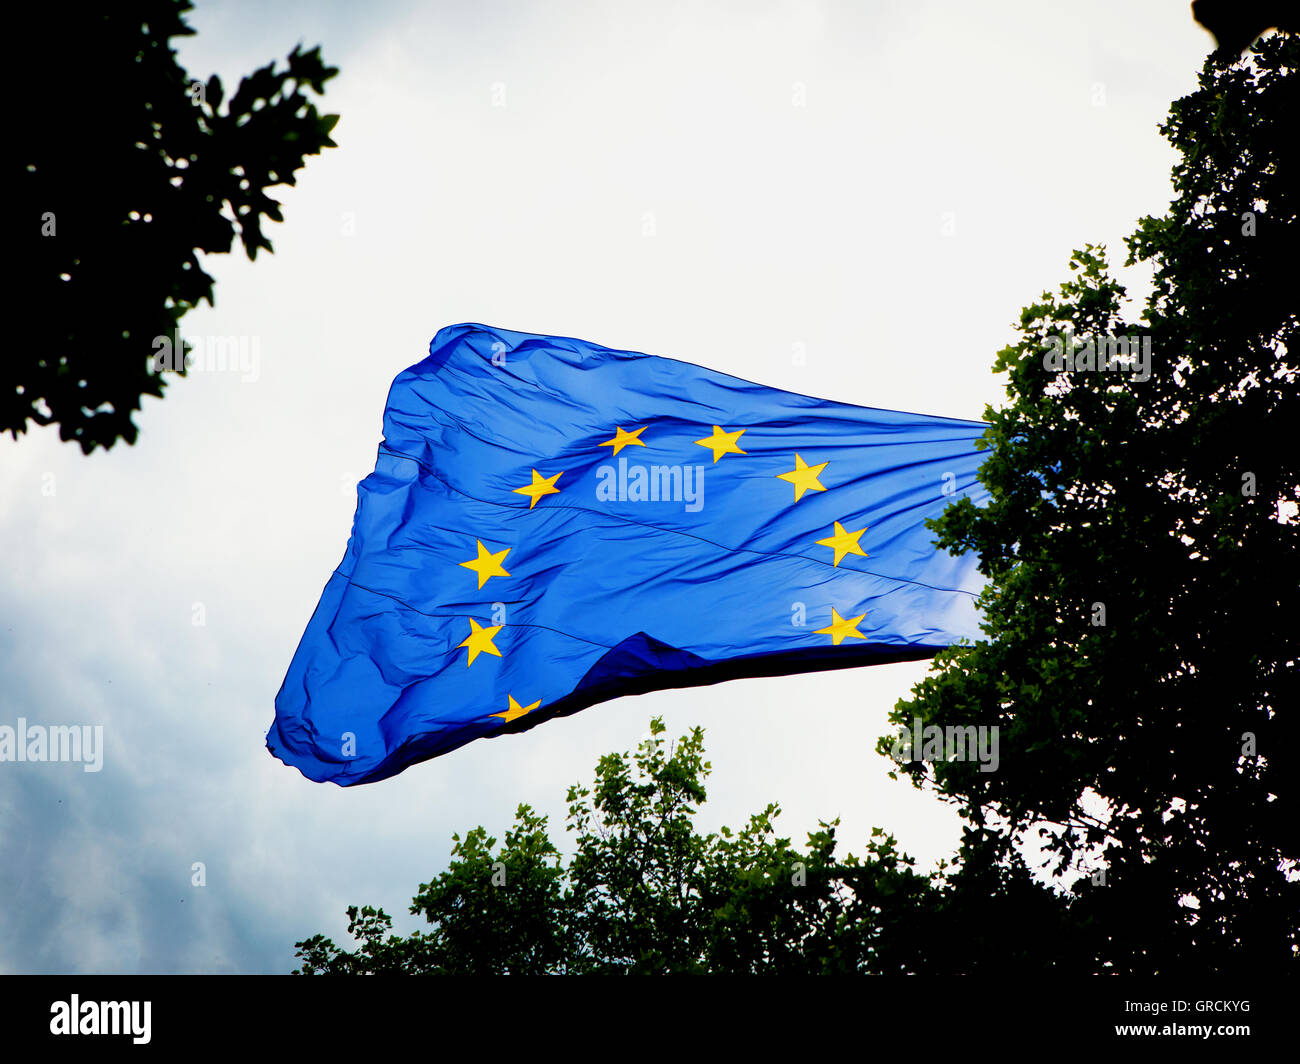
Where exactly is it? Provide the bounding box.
[269,324,989,785]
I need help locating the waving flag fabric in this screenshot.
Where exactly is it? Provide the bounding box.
[269,324,990,785]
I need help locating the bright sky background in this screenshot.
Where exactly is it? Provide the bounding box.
[1,0,1215,973]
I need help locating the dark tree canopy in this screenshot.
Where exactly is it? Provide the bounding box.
[889,31,1298,972]
[10,1,338,453]
[1193,0,1300,54]
[294,718,1018,975]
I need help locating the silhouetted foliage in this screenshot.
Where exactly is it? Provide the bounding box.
[11,1,338,453]
[888,32,1298,973]
[293,719,959,974]
[1193,0,1299,55]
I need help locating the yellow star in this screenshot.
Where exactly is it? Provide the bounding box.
[776,453,829,501]
[816,521,869,567]
[492,693,541,723]
[600,425,647,456]
[457,618,503,666]
[815,607,867,646]
[512,468,563,509]
[458,539,511,589]
[694,425,748,463]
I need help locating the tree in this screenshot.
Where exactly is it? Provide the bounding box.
[10,1,338,453]
[292,806,569,975]
[1193,0,1300,55]
[884,32,1297,973]
[293,718,944,974]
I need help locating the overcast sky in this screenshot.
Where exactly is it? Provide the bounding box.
[1,0,1215,973]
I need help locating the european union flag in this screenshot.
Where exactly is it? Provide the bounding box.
[269,324,989,785]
